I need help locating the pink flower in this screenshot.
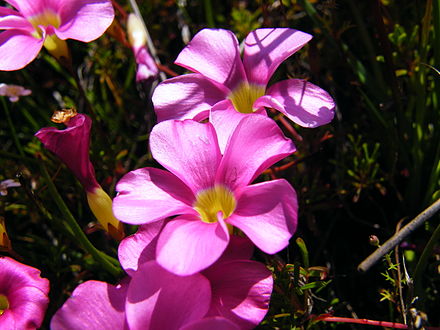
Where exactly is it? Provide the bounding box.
[51,225,272,329]
[152,28,335,134]
[0,0,114,71]
[127,13,158,83]
[0,256,50,329]
[0,83,31,102]
[113,115,298,275]
[35,112,124,240]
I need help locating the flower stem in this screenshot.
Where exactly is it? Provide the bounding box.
[2,98,24,157]
[39,161,123,277]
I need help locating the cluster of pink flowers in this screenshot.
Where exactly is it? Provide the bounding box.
[1,0,334,327]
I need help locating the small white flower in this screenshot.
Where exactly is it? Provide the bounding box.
[0,83,32,102]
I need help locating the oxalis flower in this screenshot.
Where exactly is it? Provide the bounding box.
[35,110,124,240]
[152,28,335,141]
[113,115,298,275]
[0,83,31,102]
[0,0,114,71]
[127,13,158,83]
[51,224,272,329]
[0,256,50,329]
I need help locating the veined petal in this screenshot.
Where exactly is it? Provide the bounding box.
[150,120,221,193]
[243,28,312,85]
[0,30,43,71]
[114,167,195,225]
[204,260,273,329]
[118,221,164,275]
[216,115,295,191]
[126,261,211,330]
[181,317,240,330]
[227,180,298,254]
[55,0,114,42]
[51,280,128,330]
[265,79,335,127]
[156,215,230,275]
[175,29,246,90]
[152,73,227,122]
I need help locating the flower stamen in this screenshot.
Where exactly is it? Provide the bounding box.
[194,185,236,223]
[229,82,265,113]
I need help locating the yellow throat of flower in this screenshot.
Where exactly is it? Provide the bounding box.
[194,185,236,223]
[229,82,265,113]
[28,10,69,61]
[0,294,9,316]
[28,10,61,38]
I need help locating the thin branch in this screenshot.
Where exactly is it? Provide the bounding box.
[358,197,440,272]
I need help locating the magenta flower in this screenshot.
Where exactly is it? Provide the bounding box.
[52,260,270,330]
[127,13,158,83]
[152,28,335,130]
[0,0,114,71]
[113,115,298,275]
[0,256,49,329]
[35,112,124,240]
[51,225,272,329]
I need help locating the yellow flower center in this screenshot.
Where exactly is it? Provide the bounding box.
[0,294,9,316]
[28,10,61,38]
[229,82,266,113]
[194,185,236,223]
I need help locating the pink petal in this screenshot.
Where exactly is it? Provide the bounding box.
[227,180,298,254]
[243,28,312,85]
[152,73,227,123]
[118,221,164,275]
[0,10,34,31]
[126,261,211,330]
[210,100,267,153]
[217,234,254,263]
[133,46,158,82]
[35,114,99,192]
[55,0,114,42]
[0,257,49,330]
[216,114,296,191]
[114,167,195,225]
[175,29,246,90]
[156,215,230,275]
[51,279,128,330]
[204,260,273,329]
[181,317,240,330]
[150,120,221,193]
[3,0,46,17]
[264,79,335,127]
[0,30,43,71]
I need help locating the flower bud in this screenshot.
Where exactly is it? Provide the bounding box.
[87,186,124,241]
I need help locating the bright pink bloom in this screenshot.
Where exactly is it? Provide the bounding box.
[52,224,272,329]
[152,28,335,133]
[35,113,124,240]
[0,256,50,329]
[113,115,298,275]
[0,0,114,71]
